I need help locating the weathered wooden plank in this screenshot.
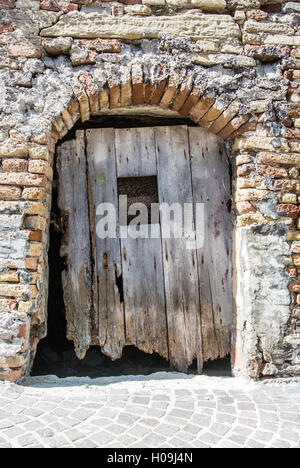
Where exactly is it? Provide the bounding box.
[121,225,169,359]
[116,127,168,359]
[57,132,92,359]
[86,128,125,360]
[189,127,232,361]
[115,127,157,177]
[155,125,203,372]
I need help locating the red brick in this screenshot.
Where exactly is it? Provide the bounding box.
[40,0,78,13]
[2,158,28,172]
[132,64,144,106]
[121,81,132,107]
[0,0,14,8]
[144,83,152,103]
[26,230,43,242]
[277,204,300,218]
[150,80,167,106]
[0,22,14,34]
[18,323,29,353]
[172,77,193,112]
[0,298,17,312]
[179,87,202,117]
[219,114,252,139]
[88,91,99,115]
[229,116,258,139]
[109,86,120,110]
[79,39,121,53]
[274,180,300,193]
[189,96,215,123]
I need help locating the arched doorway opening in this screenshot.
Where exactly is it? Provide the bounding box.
[31,110,232,379]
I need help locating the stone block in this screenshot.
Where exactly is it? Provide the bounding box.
[0,271,19,282]
[244,20,294,36]
[0,186,22,200]
[8,40,43,59]
[190,0,226,9]
[282,193,297,204]
[264,35,300,46]
[247,9,268,21]
[235,189,268,202]
[0,173,47,188]
[283,2,300,14]
[28,160,53,179]
[2,159,28,172]
[0,354,26,369]
[27,242,42,257]
[258,152,300,167]
[25,202,47,217]
[18,301,33,313]
[124,4,151,14]
[43,37,72,55]
[236,213,265,226]
[24,216,46,231]
[40,12,241,41]
[142,0,165,4]
[24,257,38,271]
[22,187,46,200]
[0,283,28,299]
[233,137,289,153]
[16,0,39,9]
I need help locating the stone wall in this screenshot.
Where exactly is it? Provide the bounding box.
[0,0,300,381]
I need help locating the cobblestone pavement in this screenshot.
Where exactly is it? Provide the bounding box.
[0,373,299,448]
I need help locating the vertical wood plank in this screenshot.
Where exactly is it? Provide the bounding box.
[115,127,168,359]
[121,226,169,359]
[115,127,157,177]
[155,125,203,372]
[57,132,92,359]
[86,128,125,360]
[189,127,232,361]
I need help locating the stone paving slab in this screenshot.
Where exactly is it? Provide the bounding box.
[0,373,299,448]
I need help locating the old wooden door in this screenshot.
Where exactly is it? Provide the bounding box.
[57,126,232,372]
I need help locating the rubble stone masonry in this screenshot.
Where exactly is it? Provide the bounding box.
[0,0,300,381]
